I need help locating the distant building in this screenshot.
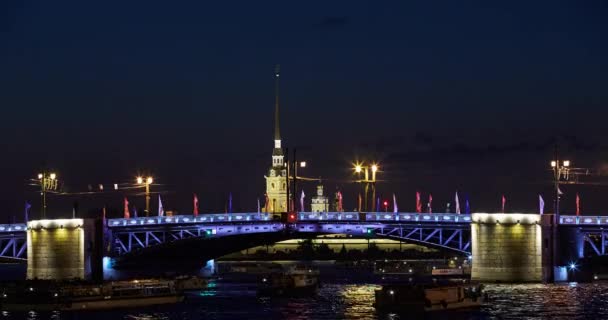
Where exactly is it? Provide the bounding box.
[311,184,329,212]
[264,66,287,213]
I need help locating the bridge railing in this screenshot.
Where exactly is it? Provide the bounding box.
[0,224,27,233]
[297,212,472,223]
[560,215,608,225]
[108,213,273,227]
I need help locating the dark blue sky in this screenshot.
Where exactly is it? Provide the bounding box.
[1,1,608,219]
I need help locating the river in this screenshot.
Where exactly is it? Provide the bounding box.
[1,281,607,319]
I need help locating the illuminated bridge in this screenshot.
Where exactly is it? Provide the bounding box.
[1,212,607,260]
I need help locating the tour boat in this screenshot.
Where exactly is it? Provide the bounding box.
[258,265,320,296]
[0,279,184,311]
[374,283,484,314]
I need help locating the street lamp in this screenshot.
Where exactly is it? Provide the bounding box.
[137,176,153,216]
[353,162,379,212]
[37,172,58,219]
[550,159,570,215]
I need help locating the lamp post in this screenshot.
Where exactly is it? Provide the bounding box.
[354,162,379,212]
[37,172,58,219]
[294,160,307,211]
[550,159,570,215]
[137,176,153,216]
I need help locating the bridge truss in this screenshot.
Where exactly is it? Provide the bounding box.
[110,222,285,255]
[0,233,26,260]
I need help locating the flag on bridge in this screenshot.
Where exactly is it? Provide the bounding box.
[158,195,164,217]
[455,192,461,214]
[123,197,130,219]
[376,197,380,212]
[228,193,233,213]
[393,193,398,213]
[24,201,31,223]
[576,193,581,216]
[193,193,199,216]
[465,195,471,214]
[416,192,422,213]
[102,206,107,227]
[428,194,433,213]
[257,198,261,213]
[338,191,343,212]
[358,193,362,212]
[300,190,306,212]
[539,195,545,214]
[133,206,138,218]
[501,195,506,213]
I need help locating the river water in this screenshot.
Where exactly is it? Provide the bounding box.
[1,281,607,320]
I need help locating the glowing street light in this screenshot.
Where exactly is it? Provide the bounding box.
[137,176,154,216]
[550,159,571,215]
[37,172,59,219]
[353,162,380,211]
[299,161,307,168]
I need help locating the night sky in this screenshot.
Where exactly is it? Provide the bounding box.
[1,1,608,220]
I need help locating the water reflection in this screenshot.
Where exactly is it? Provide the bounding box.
[5,282,608,319]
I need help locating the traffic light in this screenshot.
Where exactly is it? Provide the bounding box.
[366,228,374,235]
[205,229,213,236]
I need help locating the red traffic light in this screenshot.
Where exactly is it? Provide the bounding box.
[383,201,389,207]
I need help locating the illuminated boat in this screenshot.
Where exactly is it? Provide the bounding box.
[258,265,319,296]
[374,283,484,313]
[0,279,184,311]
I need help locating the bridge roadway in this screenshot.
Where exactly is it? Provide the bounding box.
[1,212,607,260]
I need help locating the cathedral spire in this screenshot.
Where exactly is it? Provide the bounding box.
[274,64,281,142]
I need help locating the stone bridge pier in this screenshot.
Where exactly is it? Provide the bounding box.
[471,213,557,282]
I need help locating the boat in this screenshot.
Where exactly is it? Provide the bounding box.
[374,282,484,314]
[174,275,207,291]
[258,265,320,296]
[0,279,184,311]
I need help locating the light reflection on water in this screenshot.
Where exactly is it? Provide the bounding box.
[4,282,608,319]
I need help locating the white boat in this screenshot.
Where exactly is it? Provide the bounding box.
[258,265,320,296]
[1,279,184,311]
[374,283,484,314]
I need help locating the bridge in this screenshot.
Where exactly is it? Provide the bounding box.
[2,212,608,261]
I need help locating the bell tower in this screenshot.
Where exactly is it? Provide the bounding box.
[264,65,287,213]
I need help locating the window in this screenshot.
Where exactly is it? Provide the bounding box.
[271,183,275,189]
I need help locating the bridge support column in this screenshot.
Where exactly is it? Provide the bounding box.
[27,219,103,281]
[471,213,553,282]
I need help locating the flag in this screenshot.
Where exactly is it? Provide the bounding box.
[123,197,130,219]
[416,192,422,213]
[228,192,233,213]
[102,206,107,227]
[465,194,471,214]
[501,195,506,213]
[338,191,343,212]
[393,193,398,213]
[193,194,199,216]
[257,198,261,213]
[158,195,164,216]
[358,193,362,212]
[455,192,461,214]
[428,194,433,213]
[24,201,31,223]
[300,190,306,212]
[539,195,545,214]
[576,193,580,216]
[133,206,138,218]
[558,187,564,196]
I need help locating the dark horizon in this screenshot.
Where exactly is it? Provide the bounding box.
[2,1,608,220]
